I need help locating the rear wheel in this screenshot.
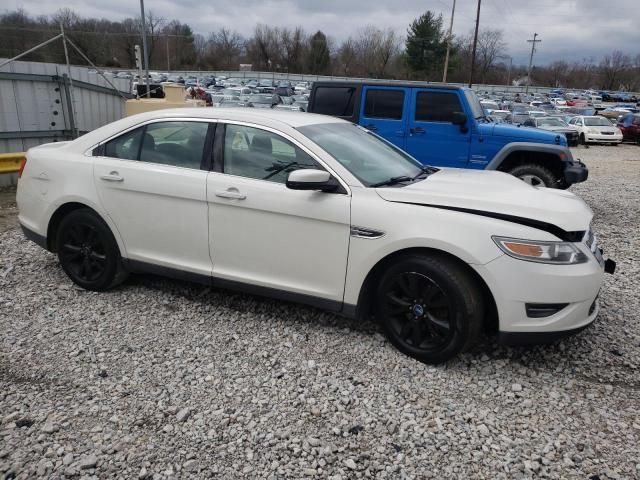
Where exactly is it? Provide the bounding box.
[579,133,586,145]
[56,209,127,291]
[508,163,558,188]
[375,254,484,364]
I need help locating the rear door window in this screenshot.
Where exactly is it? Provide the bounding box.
[313,87,356,117]
[363,89,405,120]
[415,91,463,123]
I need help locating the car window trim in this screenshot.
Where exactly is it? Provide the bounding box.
[216,119,351,195]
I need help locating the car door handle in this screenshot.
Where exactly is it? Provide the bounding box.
[99,172,124,182]
[410,127,425,135]
[363,124,378,131]
[215,189,246,200]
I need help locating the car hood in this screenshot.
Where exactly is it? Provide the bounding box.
[587,125,619,132]
[375,168,592,234]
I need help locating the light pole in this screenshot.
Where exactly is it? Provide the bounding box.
[139,0,151,97]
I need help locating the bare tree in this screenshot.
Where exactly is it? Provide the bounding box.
[335,37,357,76]
[145,11,165,65]
[280,27,306,73]
[600,50,630,90]
[474,29,506,83]
[206,28,245,69]
[353,26,401,77]
[247,24,280,70]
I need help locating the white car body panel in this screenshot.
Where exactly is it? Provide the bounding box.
[93,157,211,276]
[16,108,607,339]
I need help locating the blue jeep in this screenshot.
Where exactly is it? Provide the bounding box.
[307,82,588,188]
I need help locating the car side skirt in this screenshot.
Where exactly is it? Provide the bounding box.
[124,259,356,317]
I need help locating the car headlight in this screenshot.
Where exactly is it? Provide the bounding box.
[492,236,588,264]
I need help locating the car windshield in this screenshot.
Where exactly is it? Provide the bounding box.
[298,123,423,187]
[584,117,613,126]
[537,118,567,127]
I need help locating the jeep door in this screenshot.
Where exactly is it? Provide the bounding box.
[358,86,409,149]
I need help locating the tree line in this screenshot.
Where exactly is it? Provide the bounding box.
[1,8,639,90]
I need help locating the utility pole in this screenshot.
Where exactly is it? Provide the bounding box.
[525,33,541,94]
[166,36,170,72]
[468,0,481,88]
[442,0,456,83]
[139,0,151,97]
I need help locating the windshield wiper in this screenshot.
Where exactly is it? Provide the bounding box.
[370,176,413,188]
[411,166,438,181]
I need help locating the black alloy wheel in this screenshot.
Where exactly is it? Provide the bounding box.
[383,272,454,354]
[56,209,127,291]
[376,254,484,364]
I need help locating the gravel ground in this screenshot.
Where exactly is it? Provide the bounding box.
[1,144,639,480]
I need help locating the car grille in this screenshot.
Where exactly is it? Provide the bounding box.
[601,131,614,135]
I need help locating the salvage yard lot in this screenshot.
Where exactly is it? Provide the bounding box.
[1,144,639,479]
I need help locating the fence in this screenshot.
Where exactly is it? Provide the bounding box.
[0,59,132,155]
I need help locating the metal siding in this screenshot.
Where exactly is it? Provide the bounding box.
[0,59,128,154]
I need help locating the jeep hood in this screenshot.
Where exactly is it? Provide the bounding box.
[481,123,559,143]
[375,168,592,234]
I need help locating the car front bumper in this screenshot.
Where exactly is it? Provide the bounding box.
[472,244,613,343]
[585,133,623,143]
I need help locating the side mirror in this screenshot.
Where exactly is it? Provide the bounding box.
[451,111,467,125]
[286,169,338,192]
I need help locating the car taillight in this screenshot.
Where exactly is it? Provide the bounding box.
[18,157,27,178]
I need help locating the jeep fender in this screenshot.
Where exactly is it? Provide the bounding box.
[485,142,574,170]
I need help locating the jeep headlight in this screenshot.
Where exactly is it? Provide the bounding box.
[492,237,588,264]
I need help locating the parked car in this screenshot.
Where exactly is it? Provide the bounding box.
[522,117,580,146]
[16,108,614,364]
[600,107,632,119]
[568,116,623,145]
[616,113,640,143]
[307,82,588,188]
[238,94,283,108]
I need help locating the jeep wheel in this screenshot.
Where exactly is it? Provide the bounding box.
[508,163,558,188]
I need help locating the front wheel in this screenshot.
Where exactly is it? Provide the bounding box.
[56,209,127,291]
[375,254,484,364]
[508,163,559,188]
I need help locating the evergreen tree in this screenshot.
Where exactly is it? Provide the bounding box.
[405,11,449,80]
[307,31,330,74]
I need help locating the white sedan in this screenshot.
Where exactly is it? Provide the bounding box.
[16,109,615,364]
[568,115,624,144]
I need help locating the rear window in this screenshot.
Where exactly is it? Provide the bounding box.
[313,87,356,117]
[416,91,464,123]
[363,89,404,120]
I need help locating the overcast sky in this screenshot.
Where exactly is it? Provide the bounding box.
[4,0,639,65]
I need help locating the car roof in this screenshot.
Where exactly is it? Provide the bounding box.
[71,108,345,152]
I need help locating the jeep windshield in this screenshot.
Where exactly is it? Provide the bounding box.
[298,123,424,187]
[463,89,485,119]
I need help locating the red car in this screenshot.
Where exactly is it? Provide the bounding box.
[617,114,640,143]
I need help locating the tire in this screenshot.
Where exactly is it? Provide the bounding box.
[375,254,484,364]
[579,133,586,145]
[508,163,558,188]
[56,209,127,291]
